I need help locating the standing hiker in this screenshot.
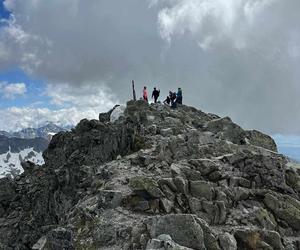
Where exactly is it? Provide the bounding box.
[152,87,160,103]
[143,86,148,102]
[170,91,177,109]
[176,87,183,105]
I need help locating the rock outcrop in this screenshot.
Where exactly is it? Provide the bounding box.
[0,100,299,250]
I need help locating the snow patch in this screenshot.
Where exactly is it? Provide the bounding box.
[0,148,44,178]
[110,105,126,123]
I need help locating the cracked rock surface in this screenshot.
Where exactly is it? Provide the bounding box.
[0,100,299,250]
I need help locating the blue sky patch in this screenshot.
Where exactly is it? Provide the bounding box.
[0,0,10,19]
[273,134,300,162]
[0,68,51,109]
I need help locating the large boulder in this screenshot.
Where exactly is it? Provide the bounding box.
[145,215,206,250]
[264,193,300,231]
[245,130,278,152]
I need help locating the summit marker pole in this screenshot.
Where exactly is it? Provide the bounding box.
[132,80,136,101]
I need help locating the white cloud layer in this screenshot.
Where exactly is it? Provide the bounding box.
[0,106,94,131]
[0,82,118,131]
[0,82,26,99]
[0,0,300,134]
[157,0,277,48]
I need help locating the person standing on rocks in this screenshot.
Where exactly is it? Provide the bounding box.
[176,87,183,105]
[152,87,160,103]
[143,86,148,102]
[170,91,177,108]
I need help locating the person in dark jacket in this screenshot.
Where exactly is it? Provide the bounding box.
[152,87,160,103]
[170,91,177,109]
[176,87,183,105]
[163,95,171,105]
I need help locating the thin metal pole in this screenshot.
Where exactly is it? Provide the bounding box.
[132,80,136,101]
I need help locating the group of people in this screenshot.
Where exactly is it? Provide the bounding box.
[142,86,183,108]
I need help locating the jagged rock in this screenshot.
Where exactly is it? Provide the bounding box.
[245,130,278,152]
[204,117,247,145]
[253,208,277,231]
[286,168,300,193]
[43,117,138,168]
[99,104,120,122]
[0,101,299,249]
[263,193,300,231]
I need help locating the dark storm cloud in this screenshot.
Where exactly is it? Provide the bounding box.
[1,0,300,134]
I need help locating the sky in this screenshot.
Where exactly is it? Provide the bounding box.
[0,1,299,142]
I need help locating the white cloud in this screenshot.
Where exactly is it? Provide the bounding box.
[0,0,300,134]
[156,0,278,49]
[45,82,117,108]
[0,104,114,132]
[0,82,27,99]
[0,82,119,131]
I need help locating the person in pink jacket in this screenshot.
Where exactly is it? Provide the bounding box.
[143,86,148,102]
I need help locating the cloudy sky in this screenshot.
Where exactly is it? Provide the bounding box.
[0,0,299,137]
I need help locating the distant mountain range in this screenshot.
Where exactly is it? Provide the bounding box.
[0,122,70,140]
[0,122,71,178]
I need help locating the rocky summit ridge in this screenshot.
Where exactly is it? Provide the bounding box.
[0,100,299,250]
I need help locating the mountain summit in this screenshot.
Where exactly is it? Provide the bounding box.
[0,101,299,250]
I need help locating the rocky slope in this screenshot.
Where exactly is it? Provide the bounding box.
[0,100,299,250]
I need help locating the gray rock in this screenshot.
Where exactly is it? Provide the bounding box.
[264,193,300,231]
[174,176,188,195]
[234,229,283,250]
[129,176,164,198]
[145,214,206,249]
[245,130,278,152]
[0,101,298,250]
[218,233,237,250]
[33,228,74,250]
[146,234,194,250]
[160,128,173,137]
[190,181,213,200]
[98,190,123,209]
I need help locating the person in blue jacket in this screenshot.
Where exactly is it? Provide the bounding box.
[176,87,183,105]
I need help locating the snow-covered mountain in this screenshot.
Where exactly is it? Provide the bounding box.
[11,122,68,140]
[0,148,44,178]
[0,123,70,178]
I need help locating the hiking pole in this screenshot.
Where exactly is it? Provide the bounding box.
[132,80,136,101]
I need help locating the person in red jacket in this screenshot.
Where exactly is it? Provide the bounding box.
[143,86,148,102]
